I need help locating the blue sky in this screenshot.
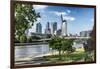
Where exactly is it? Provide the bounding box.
[29,5,94,35]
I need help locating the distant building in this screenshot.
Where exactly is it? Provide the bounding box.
[45,22,51,34]
[36,22,42,34]
[62,21,67,36]
[57,29,62,36]
[73,41,84,49]
[31,32,47,39]
[53,22,57,33]
[80,30,92,37]
[51,22,57,35]
[61,14,67,36]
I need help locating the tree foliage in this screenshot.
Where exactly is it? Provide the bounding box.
[49,36,62,60]
[14,3,40,42]
[62,39,74,53]
[49,36,74,60]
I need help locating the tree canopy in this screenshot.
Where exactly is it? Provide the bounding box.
[14,3,40,42]
[49,36,74,60]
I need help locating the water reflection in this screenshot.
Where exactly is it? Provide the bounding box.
[15,44,49,59]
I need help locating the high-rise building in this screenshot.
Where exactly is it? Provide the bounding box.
[36,22,42,34]
[51,22,57,35]
[62,21,67,36]
[45,22,51,34]
[57,29,61,36]
[53,22,57,34]
[61,14,67,36]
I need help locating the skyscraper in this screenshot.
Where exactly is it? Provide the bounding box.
[62,20,67,36]
[53,22,57,34]
[36,22,42,34]
[51,22,57,35]
[45,22,51,34]
[57,29,61,36]
[61,14,67,36]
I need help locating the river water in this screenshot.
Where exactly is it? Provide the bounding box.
[15,44,50,59]
[15,42,84,61]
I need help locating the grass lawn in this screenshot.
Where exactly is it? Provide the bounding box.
[43,48,94,63]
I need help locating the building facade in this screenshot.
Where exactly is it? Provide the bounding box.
[80,30,92,37]
[45,22,51,34]
[61,14,67,36]
[51,22,57,35]
[36,22,42,34]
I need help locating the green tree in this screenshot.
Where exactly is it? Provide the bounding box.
[15,3,40,42]
[49,36,62,60]
[19,34,27,43]
[62,39,74,54]
[49,37,74,60]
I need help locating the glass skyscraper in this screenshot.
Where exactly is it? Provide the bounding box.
[51,22,57,35]
[36,22,42,34]
[45,22,51,34]
[61,14,67,36]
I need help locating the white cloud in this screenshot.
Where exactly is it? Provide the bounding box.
[50,9,71,16]
[90,18,94,22]
[33,5,48,10]
[51,11,67,16]
[63,16,75,21]
[37,18,41,22]
[50,10,75,21]
[67,9,71,14]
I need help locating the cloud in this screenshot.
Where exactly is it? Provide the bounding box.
[90,18,94,22]
[67,9,71,14]
[63,16,75,21]
[50,10,75,21]
[37,18,41,22]
[33,5,48,10]
[50,9,71,16]
[51,11,67,16]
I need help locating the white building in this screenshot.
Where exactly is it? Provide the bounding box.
[80,30,92,37]
[62,21,67,36]
[61,14,67,36]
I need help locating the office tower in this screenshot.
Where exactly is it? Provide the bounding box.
[57,29,61,36]
[53,22,57,34]
[36,22,42,34]
[51,23,53,35]
[45,22,51,34]
[62,21,67,36]
[51,22,57,35]
[61,14,67,36]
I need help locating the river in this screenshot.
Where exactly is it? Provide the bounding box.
[15,44,50,59]
[15,42,84,61]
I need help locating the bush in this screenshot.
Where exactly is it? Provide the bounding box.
[32,36,41,40]
[27,36,33,42]
[84,52,94,62]
[19,35,27,43]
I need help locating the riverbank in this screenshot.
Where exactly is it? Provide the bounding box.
[15,42,48,46]
[15,50,88,65]
[15,51,58,62]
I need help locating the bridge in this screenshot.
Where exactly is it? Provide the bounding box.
[15,37,91,46]
[32,36,91,42]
